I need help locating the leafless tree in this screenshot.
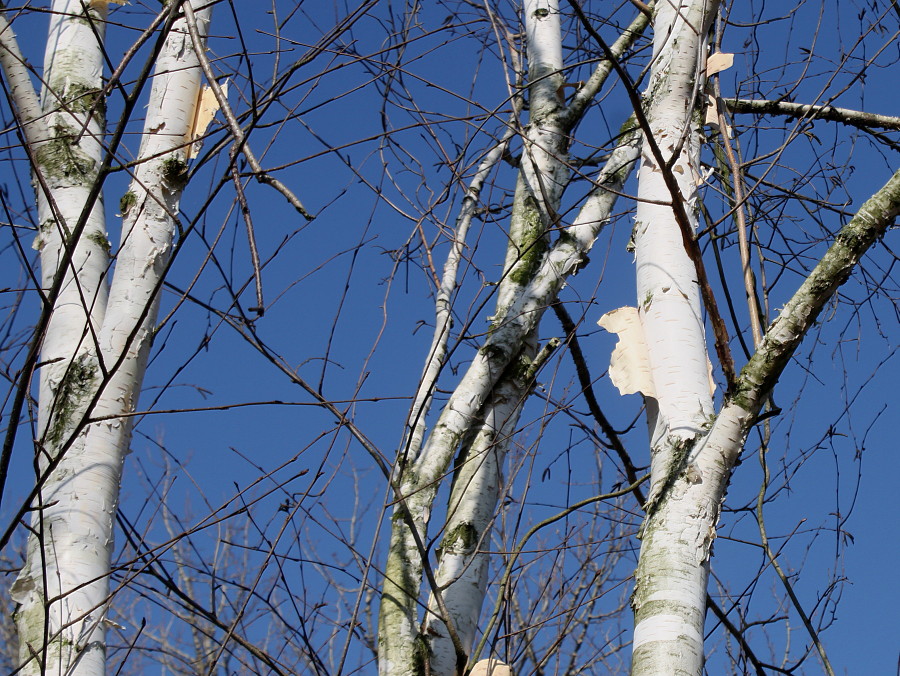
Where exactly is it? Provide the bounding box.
[0,1,896,675]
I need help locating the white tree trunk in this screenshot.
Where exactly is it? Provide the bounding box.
[32,0,111,452]
[624,5,900,674]
[378,4,569,673]
[402,112,522,468]
[10,4,211,674]
[10,4,111,671]
[421,363,530,676]
[421,127,640,675]
[629,165,900,675]
[378,3,649,673]
[628,0,719,673]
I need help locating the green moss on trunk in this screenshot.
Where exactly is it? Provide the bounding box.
[508,195,548,286]
[47,352,98,447]
[35,131,97,184]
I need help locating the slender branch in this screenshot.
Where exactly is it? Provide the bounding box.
[551,301,645,504]
[469,473,651,666]
[713,85,764,346]
[560,3,652,129]
[182,2,314,220]
[725,97,900,131]
[402,106,523,467]
[0,8,47,147]
[705,598,767,676]
[626,0,653,18]
[733,166,900,409]
[231,164,265,315]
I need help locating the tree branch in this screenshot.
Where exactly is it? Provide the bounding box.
[724,97,900,131]
[182,2,314,220]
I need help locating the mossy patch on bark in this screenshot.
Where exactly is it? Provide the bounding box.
[507,195,548,287]
[162,156,189,189]
[46,352,98,447]
[86,230,110,254]
[34,131,97,184]
[441,521,478,554]
[119,190,138,215]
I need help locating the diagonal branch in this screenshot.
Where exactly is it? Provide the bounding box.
[181,2,314,220]
[0,8,47,147]
[552,301,645,504]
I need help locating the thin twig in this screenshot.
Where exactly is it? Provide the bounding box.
[756,443,836,676]
[469,473,651,667]
[706,598,767,676]
[552,301,645,504]
[182,2,314,220]
[713,84,764,346]
[231,163,265,315]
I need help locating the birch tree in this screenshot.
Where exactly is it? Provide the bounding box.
[622,0,722,672]
[378,3,646,673]
[1,2,212,673]
[376,0,898,674]
[587,0,899,672]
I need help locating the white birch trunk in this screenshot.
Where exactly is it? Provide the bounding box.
[378,3,651,673]
[632,0,717,483]
[378,5,569,673]
[421,363,529,676]
[421,130,641,675]
[10,5,211,674]
[10,4,111,671]
[32,0,111,452]
[630,166,900,675]
[628,0,720,673]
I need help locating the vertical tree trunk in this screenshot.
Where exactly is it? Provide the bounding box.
[11,3,111,672]
[421,126,642,673]
[627,167,900,674]
[10,4,212,674]
[378,3,648,674]
[628,0,720,674]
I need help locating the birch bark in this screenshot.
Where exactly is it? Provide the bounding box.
[10,4,111,671]
[627,0,720,673]
[629,167,900,675]
[378,3,650,673]
[624,4,900,674]
[421,130,641,675]
[8,4,211,674]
